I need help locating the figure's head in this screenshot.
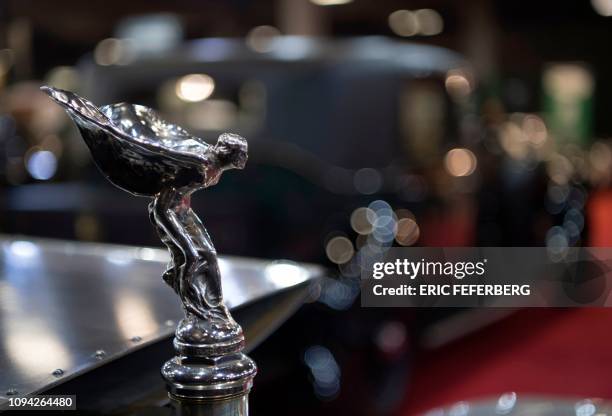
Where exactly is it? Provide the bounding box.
[214,133,248,170]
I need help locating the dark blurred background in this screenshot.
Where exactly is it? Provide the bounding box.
[2,0,612,415]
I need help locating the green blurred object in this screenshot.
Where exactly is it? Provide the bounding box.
[543,63,594,146]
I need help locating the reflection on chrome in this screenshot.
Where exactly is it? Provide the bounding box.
[8,241,40,259]
[138,247,160,262]
[4,323,72,381]
[448,402,470,416]
[264,261,310,289]
[3,241,42,267]
[114,291,160,342]
[496,392,517,414]
[106,249,134,266]
[574,399,597,416]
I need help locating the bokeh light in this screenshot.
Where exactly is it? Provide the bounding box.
[444,148,477,177]
[45,66,80,92]
[543,64,594,102]
[175,74,215,102]
[546,153,574,185]
[325,236,354,264]
[246,25,281,53]
[367,200,398,244]
[350,207,375,235]
[75,214,101,241]
[94,38,134,66]
[353,168,382,194]
[415,9,444,36]
[522,115,548,147]
[388,9,443,36]
[25,150,57,180]
[388,10,419,37]
[546,225,569,260]
[592,0,612,16]
[589,141,612,183]
[303,345,341,400]
[445,69,472,99]
[395,217,420,246]
[375,321,407,354]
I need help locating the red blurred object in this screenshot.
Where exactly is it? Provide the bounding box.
[400,309,612,415]
[420,198,476,247]
[587,189,612,247]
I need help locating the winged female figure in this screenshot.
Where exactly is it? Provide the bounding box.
[42,86,248,354]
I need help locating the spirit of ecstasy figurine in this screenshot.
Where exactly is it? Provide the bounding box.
[41,86,256,412]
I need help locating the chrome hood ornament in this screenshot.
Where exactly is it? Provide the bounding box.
[41,86,256,410]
